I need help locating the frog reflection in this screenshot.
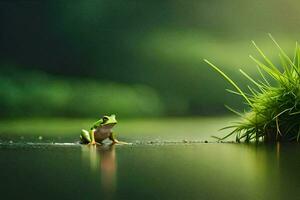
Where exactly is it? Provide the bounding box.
[81,145,117,196]
[99,145,117,194]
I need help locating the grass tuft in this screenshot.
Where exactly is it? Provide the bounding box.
[205,35,300,142]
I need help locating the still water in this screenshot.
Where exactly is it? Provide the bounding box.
[0,142,299,200]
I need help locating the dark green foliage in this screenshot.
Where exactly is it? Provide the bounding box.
[0,68,164,118]
[205,34,300,142]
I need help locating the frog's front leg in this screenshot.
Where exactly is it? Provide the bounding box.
[109,132,119,144]
[90,129,102,145]
[109,132,129,145]
[89,129,96,145]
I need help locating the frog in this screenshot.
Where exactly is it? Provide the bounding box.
[80,114,121,145]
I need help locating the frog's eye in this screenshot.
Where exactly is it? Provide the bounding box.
[102,116,109,122]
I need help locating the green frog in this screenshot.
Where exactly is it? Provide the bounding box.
[80,114,122,145]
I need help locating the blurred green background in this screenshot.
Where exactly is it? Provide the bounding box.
[1,0,300,119]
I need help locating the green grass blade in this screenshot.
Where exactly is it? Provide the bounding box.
[269,33,300,77]
[252,40,280,73]
[224,105,243,117]
[239,69,262,88]
[250,55,284,81]
[204,59,252,105]
[256,65,271,86]
[226,89,253,97]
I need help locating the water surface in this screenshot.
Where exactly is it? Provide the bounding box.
[1,118,299,199]
[0,143,299,200]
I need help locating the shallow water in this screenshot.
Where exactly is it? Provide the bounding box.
[1,142,299,200]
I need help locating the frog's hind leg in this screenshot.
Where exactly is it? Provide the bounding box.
[80,129,91,144]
